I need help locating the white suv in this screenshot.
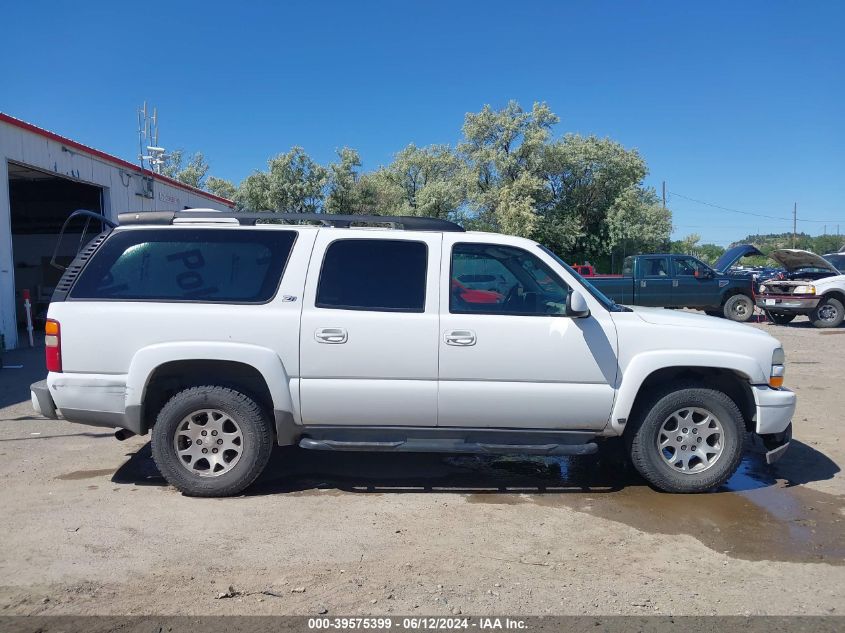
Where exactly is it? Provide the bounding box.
[30,211,795,496]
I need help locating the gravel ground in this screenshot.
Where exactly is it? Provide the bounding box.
[0,316,843,616]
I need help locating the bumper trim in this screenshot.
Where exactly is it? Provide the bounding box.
[762,423,792,465]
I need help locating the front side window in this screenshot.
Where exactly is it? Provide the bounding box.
[674,256,710,277]
[316,239,427,312]
[451,243,569,316]
[71,228,296,302]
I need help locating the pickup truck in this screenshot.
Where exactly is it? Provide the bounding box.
[587,252,758,321]
[757,249,845,328]
[29,210,795,497]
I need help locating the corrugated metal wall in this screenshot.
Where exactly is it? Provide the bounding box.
[0,119,234,349]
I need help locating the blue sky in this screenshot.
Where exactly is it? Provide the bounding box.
[2,0,843,244]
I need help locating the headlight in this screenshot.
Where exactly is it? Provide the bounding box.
[792,285,816,295]
[770,348,785,388]
[759,284,767,293]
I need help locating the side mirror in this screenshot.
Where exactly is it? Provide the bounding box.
[566,289,590,318]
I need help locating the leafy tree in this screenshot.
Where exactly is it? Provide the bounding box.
[235,147,328,212]
[161,150,209,189]
[205,176,237,201]
[325,148,364,214]
[369,144,467,220]
[538,135,653,261]
[460,101,557,236]
[607,187,672,256]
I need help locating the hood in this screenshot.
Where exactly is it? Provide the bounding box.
[769,249,840,274]
[714,244,763,272]
[628,306,771,337]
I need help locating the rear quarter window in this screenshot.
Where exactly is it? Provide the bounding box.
[69,228,296,303]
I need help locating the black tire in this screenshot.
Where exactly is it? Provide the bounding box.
[627,385,745,493]
[765,311,796,325]
[151,385,274,497]
[810,296,845,329]
[722,293,754,322]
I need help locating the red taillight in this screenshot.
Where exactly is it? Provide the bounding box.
[45,319,62,372]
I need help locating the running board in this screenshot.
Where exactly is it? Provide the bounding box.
[298,437,598,456]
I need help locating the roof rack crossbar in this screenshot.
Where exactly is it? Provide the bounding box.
[117,211,465,232]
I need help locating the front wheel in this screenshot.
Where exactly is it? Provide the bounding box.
[151,385,274,497]
[810,297,844,329]
[723,294,754,322]
[628,386,745,493]
[765,311,796,325]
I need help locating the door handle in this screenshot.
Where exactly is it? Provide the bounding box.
[672,279,679,287]
[315,327,348,344]
[640,280,647,288]
[444,329,476,346]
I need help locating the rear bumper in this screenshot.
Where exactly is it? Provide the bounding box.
[30,374,143,434]
[756,294,820,312]
[30,380,58,419]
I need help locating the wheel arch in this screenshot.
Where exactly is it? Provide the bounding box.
[610,352,762,435]
[126,342,295,435]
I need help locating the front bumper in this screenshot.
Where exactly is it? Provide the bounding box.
[751,385,796,434]
[756,294,820,312]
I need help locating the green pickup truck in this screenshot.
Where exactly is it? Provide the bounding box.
[587,250,759,322]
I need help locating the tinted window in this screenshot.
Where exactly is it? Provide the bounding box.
[451,243,569,316]
[642,257,670,277]
[316,239,427,312]
[71,228,296,302]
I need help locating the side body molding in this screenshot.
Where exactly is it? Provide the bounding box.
[125,342,296,434]
[609,350,767,433]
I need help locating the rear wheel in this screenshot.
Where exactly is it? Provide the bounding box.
[765,311,796,325]
[723,294,754,322]
[628,386,744,493]
[151,385,274,497]
[810,297,844,329]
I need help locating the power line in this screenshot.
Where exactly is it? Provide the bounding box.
[669,191,841,224]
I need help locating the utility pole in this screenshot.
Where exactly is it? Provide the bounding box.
[792,202,797,248]
[662,181,666,209]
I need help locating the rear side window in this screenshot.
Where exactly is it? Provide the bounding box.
[70,228,296,303]
[316,239,427,312]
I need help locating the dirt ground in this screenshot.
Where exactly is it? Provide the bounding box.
[0,315,843,616]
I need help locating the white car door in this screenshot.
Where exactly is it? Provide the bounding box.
[438,234,618,430]
[299,230,441,426]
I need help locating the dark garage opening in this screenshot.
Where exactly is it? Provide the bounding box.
[8,162,104,343]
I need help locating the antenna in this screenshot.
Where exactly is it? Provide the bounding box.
[137,102,168,174]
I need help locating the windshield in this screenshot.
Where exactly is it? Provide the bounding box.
[538,245,627,312]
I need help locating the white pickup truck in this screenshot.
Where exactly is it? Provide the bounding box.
[30,211,795,497]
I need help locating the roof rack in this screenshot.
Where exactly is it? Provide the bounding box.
[117,211,465,232]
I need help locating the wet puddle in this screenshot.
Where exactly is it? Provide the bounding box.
[56,468,115,480]
[115,441,844,564]
[462,453,845,565]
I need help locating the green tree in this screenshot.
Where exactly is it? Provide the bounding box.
[460,101,557,236]
[235,147,328,212]
[368,144,467,220]
[325,147,364,214]
[607,187,672,256]
[161,150,209,189]
[538,135,654,261]
[205,176,237,201]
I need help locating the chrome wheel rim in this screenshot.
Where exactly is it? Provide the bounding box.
[173,409,243,477]
[731,297,751,318]
[818,304,838,322]
[657,407,724,473]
